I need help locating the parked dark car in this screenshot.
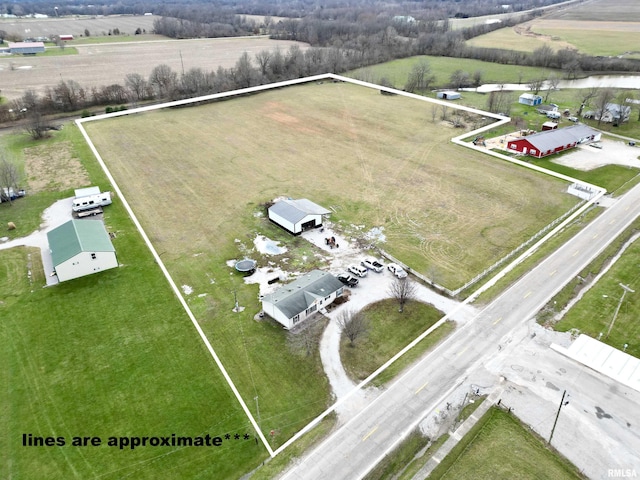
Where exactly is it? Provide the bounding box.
[337,273,359,287]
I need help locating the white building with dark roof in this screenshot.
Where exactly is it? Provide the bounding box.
[268,198,331,235]
[261,270,344,329]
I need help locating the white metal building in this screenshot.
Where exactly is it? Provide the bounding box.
[47,219,117,282]
[268,198,331,235]
[261,270,344,329]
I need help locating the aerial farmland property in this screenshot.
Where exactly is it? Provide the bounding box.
[77,76,581,453]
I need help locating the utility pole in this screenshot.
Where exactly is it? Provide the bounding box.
[548,390,569,444]
[606,283,634,339]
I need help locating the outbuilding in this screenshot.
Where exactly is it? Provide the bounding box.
[268,198,331,235]
[436,91,461,100]
[507,125,600,158]
[59,34,74,41]
[518,93,542,106]
[47,219,117,282]
[261,270,344,329]
[541,121,558,131]
[8,41,45,55]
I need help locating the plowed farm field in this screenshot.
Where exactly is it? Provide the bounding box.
[0,35,308,100]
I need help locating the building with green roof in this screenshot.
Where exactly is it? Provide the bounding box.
[47,219,117,282]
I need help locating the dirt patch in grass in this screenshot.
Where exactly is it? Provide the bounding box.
[24,141,90,193]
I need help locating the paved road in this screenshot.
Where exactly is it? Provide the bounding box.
[280,183,640,479]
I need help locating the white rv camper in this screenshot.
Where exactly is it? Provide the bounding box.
[72,187,112,212]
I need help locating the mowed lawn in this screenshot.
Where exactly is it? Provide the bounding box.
[84,81,577,289]
[556,237,640,358]
[1,205,264,479]
[429,407,584,480]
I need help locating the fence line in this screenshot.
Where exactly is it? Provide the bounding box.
[380,199,587,298]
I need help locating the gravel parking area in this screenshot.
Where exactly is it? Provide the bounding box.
[552,138,640,171]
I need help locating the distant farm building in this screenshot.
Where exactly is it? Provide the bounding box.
[437,91,461,100]
[519,93,542,106]
[8,41,45,55]
[261,270,344,329]
[508,125,600,158]
[268,198,331,235]
[47,219,117,282]
[59,34,74,41]
[541,121,558,131]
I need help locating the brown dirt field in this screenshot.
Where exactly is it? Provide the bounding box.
[0,36,308,100]
[533,19,640,32]
[0,14,158,39]
[546,0,640,22]
[24,141,89,193]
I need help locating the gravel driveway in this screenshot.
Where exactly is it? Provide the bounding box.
[0,197,74,286]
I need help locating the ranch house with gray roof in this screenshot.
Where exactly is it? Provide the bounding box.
[261,270,344,329]
[268,198,331,235]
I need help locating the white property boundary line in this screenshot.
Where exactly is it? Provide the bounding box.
[75,72,605,460]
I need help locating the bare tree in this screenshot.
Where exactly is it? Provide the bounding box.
[125,73,148,101]
[430,104,438,123]
[24,110,48,140]
[449,69,469,89]
[254,50,271,80]
[0,150,20,205]
[404,60,435,93]
[149,64,177,99]
[234,51,254,88]
[387,277,417,313]
[594,88,616,126]
[544,74,560,102]
[472,70,483,91]
[576,86,600,117]
[527,76,546,95]
[336,308,369,347]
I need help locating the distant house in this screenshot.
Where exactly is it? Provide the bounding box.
[393,15,416,23]
[437,91,461,100]
[47,219,117,282]
[8,41,45,55]
[519,93,542,106]
[261,270,344,329]
[507,125,600,158]
[536,104,558,114]
[595,103,631,124]
[268,198,331,235]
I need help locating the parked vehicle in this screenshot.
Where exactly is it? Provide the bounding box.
[72,191,112,212]
[590,142,603,149]
[348,264,368,277]
[387,263,408,278]
[337,273,359,287]
[361,258,384,273]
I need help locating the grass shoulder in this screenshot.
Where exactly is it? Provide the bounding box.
[429,407,585,479]
[340,298,453,385]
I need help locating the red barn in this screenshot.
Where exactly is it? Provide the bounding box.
[507,125,600,158]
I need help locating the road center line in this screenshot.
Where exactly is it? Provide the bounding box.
[524,291,532,298]
[492,317,502,325]
[362,426,378,442]
[549,270,556,276]
[415,381,429,395]
[592,233,599,239]
[573,250,579,257]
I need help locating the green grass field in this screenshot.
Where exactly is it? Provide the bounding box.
[532,25,640,57]
[466,26,567,53]
[349,56,557,91]
[429,407,584,479]
[83,81,577,290]
[1,201,267,479]
[339,299,450,383]
[555,237,640,358]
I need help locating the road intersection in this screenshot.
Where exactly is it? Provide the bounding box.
[280,182,640,479]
